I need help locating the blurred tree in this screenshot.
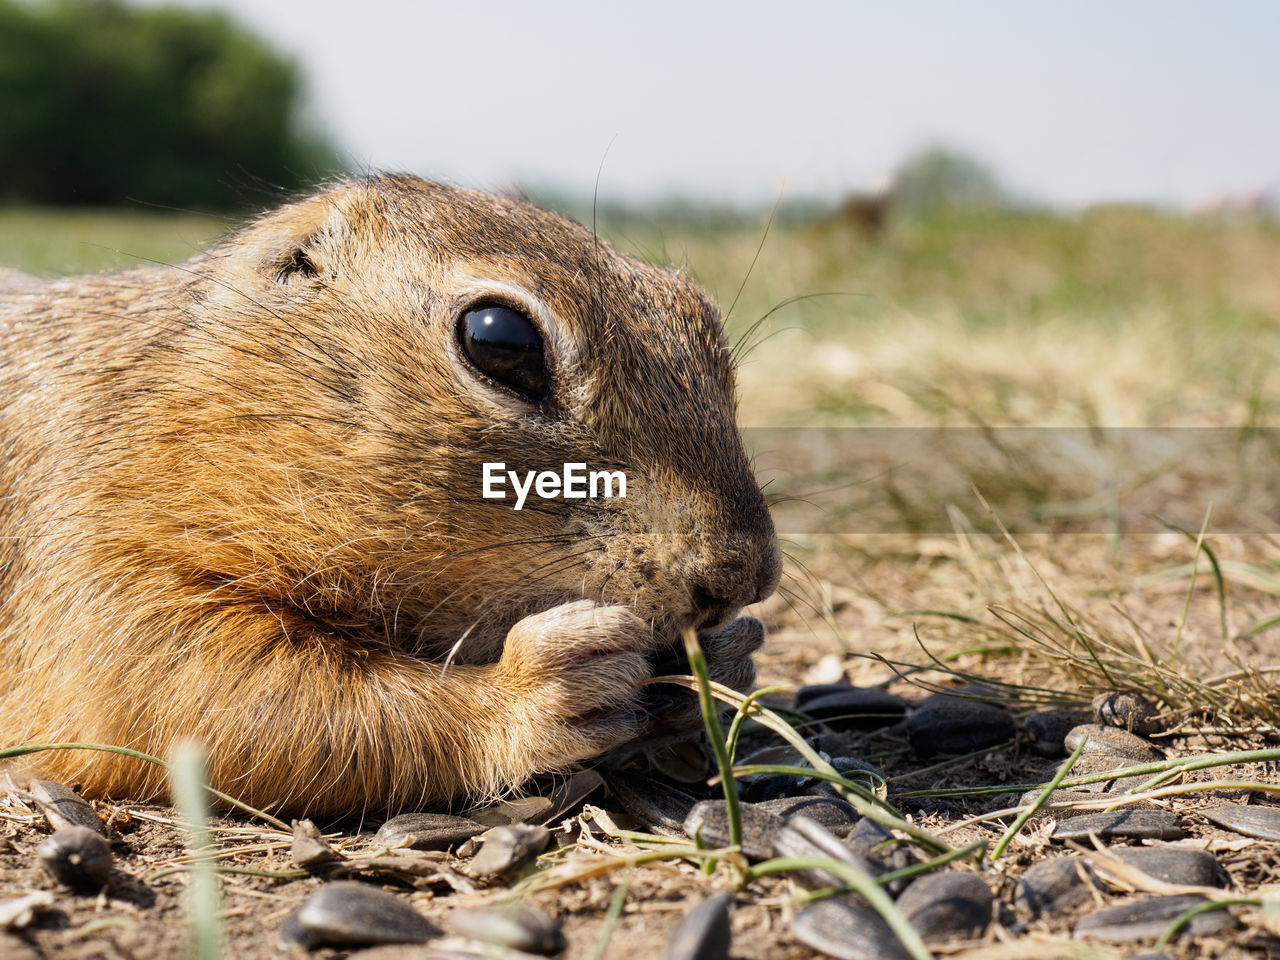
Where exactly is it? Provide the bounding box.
[0,0,339,208]
[892,145,1009,216]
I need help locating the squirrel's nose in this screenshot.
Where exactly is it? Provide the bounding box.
[690,582,734,630]
[752,544,782,603]
[688,545,781,629]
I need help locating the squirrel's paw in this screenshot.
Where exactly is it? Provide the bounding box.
[496,599,653,771]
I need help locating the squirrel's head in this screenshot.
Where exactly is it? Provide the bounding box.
[166,175,780,657]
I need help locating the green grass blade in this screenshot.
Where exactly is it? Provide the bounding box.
[170,741,223,960]
[683,629,743,853]
[589,865,634,960]
[0,742,289,831]
[1154,898,1254,950]
[991,731,1087,859]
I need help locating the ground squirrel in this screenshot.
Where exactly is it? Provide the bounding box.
[0,176,780,816]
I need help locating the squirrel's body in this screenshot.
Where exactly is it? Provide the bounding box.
[0,177,779,816]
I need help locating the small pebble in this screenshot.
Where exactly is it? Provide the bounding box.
[1052,809,1184,842]
[1092,690,1162,736]
[804,756,886,801]
[843,817,894,858]
[1102,845,1227,888]
[771,816,875,890]
[1201,804,1280,841]
[646,738,712,783]
[1045,753,1147,793]
[843,818,914,891]
[683,800,784,862]
[607,773,700,836]
[1018,788,1104,812]
[284,881,436,948]
[1025,708,1093,757]
[36,827,113,889]
[470,824,551,880]
[1073,895,1237,941]
[374,813,485,852]
[795,686,908,733]
[664,892,731,960]
[1063,724,1162,762]
[538,770,604,824]
[906,694,1016,757]
[450,904,565,955]
[1014,856,1104,919]
[292,819,342,869]
[28,780,106,836]
[894,871,992,942]
[736,745,825,800]
[757,796,859,836]
[804,653,845,686]
[794,682,862,709]
[467,797,554,828]
[791,897,911,960]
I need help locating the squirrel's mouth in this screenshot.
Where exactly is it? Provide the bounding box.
[396,570,743,664]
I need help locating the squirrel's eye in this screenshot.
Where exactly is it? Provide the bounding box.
[458,304,549,400]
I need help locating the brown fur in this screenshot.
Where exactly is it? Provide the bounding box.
[0,176,780,817]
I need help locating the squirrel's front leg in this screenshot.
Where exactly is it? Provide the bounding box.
[247,599,655,814]
[18,600,656,817]
[467,599,656,785]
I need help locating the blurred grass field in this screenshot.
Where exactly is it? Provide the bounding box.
[4,201,1278,718]
[0,207,233,275]
[7,201,1277,428]
[642,205,1280,429]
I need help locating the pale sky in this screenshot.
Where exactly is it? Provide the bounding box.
[150,0,1278,207]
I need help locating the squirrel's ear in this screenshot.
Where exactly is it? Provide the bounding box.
[271,241,320,284]
[256,192,351,285]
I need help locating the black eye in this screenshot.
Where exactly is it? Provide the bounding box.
[458,304,549,399]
